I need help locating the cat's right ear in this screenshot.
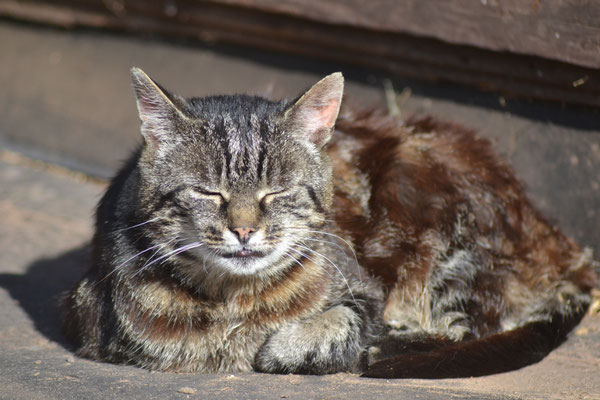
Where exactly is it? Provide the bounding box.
[130,67,187,151]
[283,72,344,148]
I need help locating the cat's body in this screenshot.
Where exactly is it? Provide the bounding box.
[63,69,597,378]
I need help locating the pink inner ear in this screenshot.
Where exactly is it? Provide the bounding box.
[137,94,161,123]
[318,98,340,129]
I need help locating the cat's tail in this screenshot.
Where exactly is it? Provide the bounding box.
[360,307,588,379]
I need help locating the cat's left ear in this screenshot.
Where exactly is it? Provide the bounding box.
[130,67,188,151]
[283,72,344,148]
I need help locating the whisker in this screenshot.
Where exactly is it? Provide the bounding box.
[139,240,176,271]
[287,246,321,271]
[287,247,343,290]
[283,250,308,271]
[312,216,364,224]
[291,244,358,307]
[299,236,362,282]
[92,242,167,287]
[285,227,362,282]
[134,242,206,277]
[110,217,163,234]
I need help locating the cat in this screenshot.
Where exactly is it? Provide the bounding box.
[62,68,597,378]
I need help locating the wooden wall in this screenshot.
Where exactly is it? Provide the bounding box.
[1,0,598,107]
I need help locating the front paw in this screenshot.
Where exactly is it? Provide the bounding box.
[254,305,363,374]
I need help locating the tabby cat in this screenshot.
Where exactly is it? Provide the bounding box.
[62,68,597,378]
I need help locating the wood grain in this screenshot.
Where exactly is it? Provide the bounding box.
[1,0,598,107]
[213,0,600,69]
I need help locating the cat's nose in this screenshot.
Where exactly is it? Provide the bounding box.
[230,227,257,243]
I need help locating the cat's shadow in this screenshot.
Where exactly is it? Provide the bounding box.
[0,244,91,347]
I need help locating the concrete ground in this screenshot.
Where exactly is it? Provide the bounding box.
[0,20,599,399]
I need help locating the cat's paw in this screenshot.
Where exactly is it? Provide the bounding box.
[254,305,363,374]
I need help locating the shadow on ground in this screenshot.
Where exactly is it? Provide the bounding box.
[0,244,91,347]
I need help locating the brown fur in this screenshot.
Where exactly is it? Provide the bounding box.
[63,71,596,378]
[65,255,332,371]
[329,109,595,341]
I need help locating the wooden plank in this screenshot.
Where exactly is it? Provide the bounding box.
[1,0,598,107]
[212,0,600,69]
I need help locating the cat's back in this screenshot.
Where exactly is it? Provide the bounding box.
[329,107,593,313]
[329,107,522,237]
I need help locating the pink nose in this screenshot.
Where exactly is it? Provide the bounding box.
[231,227,256,242]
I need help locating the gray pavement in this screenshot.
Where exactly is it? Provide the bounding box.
[1,19,599,399]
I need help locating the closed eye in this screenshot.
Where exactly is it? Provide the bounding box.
[260,189,287,205]
[189,188,228,203]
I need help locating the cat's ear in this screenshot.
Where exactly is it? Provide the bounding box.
[130,67,187,150]
[284,72,344,147]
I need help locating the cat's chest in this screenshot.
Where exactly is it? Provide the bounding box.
[117,262,331,371]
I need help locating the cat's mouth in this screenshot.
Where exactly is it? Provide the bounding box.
[222,248,266,259]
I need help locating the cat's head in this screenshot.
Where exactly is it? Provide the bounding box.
[129,68,344,279]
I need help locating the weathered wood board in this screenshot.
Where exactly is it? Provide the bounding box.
[0,0,598,107]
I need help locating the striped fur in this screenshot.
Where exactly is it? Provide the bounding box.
[62,69,597,377]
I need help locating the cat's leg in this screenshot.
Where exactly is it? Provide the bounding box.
[254,305,361,374]
[254,297,382,374]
